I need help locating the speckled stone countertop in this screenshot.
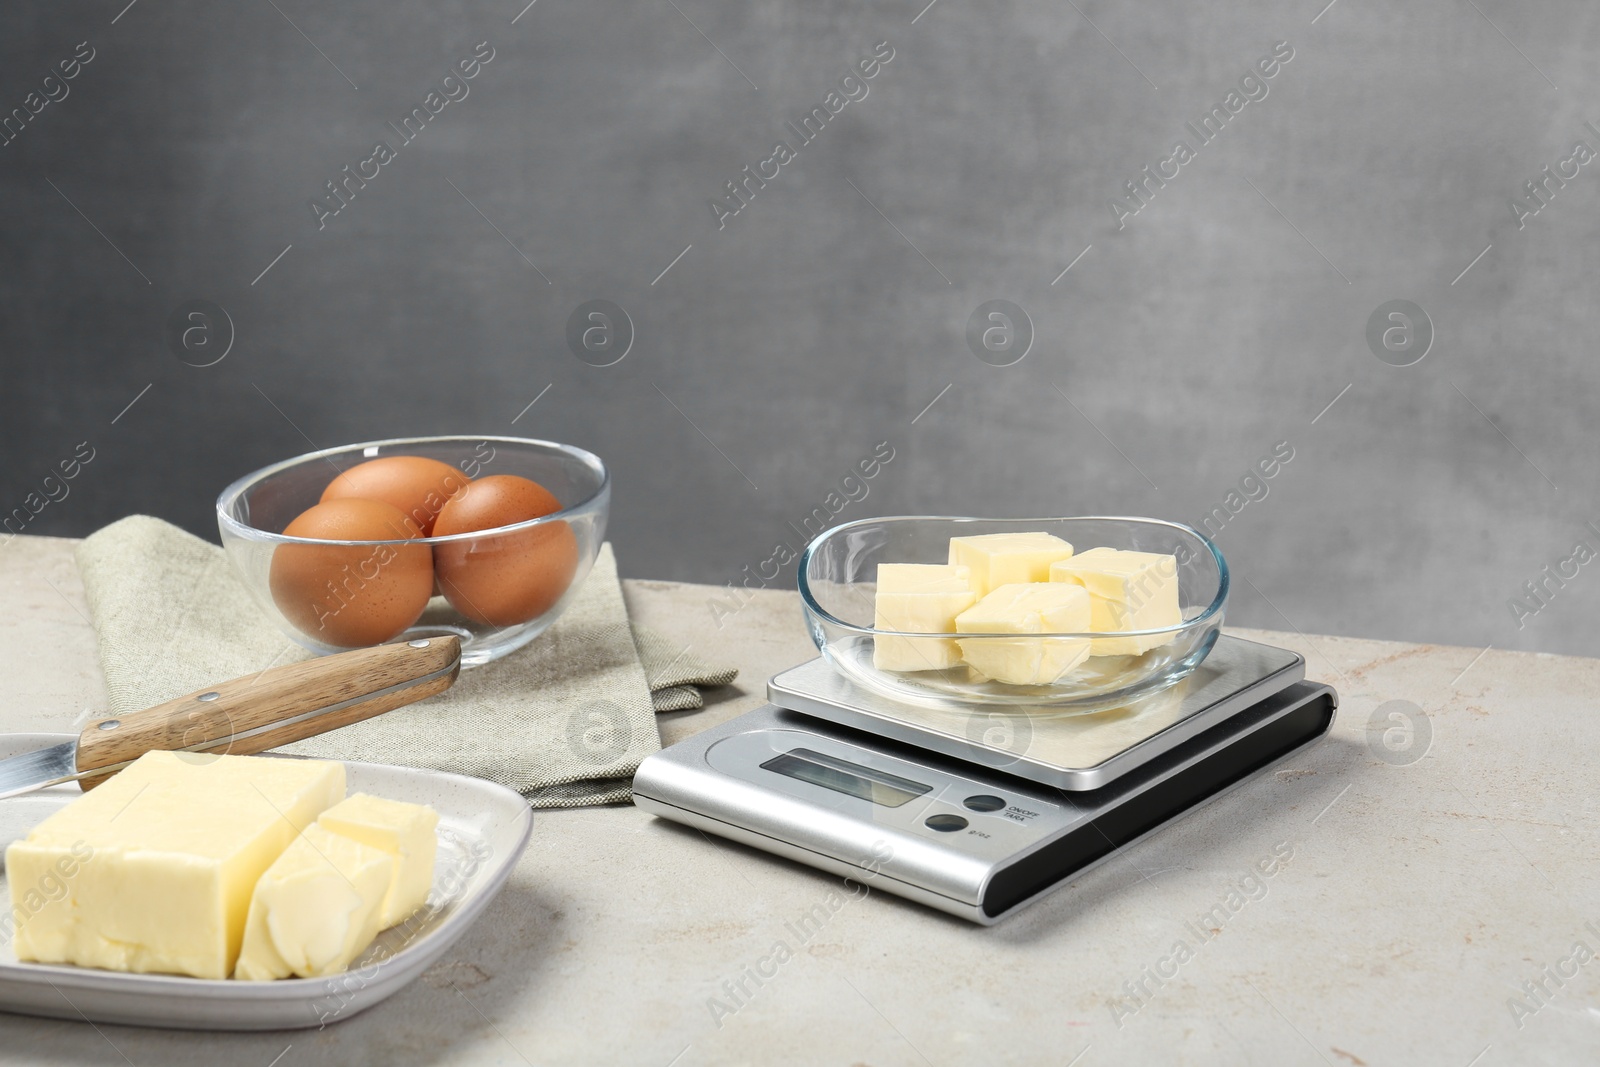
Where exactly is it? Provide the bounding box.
[1,534,1596,1066]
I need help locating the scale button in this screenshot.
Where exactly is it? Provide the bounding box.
[924,814,968,833]
[963,794,1006,812]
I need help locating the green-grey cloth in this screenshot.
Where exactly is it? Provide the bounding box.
[73,516,736,807]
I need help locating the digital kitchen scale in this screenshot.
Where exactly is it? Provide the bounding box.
[633,635,1337,924]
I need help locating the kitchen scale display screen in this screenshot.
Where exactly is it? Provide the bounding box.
[761,748,932,807]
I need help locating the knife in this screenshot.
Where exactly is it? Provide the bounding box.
[0,635,461,800]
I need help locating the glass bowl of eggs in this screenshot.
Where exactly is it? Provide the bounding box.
[798,516,1227,709]
[217,436,609,667]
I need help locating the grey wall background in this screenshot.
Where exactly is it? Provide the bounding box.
[3,0,1599,658]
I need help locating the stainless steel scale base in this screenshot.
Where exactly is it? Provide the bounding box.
[633,636,1338,924]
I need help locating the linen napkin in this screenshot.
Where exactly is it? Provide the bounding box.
[73,516,736,807]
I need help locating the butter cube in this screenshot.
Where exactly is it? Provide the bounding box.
[5,751,345,979]
[234,824,393,981]
[1050,548,1182,656]
[948,533,1074,596]
[317,793,439,929]
[875,563,972,594]
[873,588,978,671]
[955,583,1093,684]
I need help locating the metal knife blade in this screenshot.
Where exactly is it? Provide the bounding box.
[0,742,78,801]
[0,636,460,802]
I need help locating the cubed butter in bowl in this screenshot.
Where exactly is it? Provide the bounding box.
[948,532,1074,596]
[800,516,1227,709]
[875,563,972,593]
[1051,547,1183,657]
[955,583,1093,685]
[871,564,977,672]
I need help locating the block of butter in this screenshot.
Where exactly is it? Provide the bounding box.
[1050,547,1182,656]
[5,751,345,979]
[873,585,978,671]
[234,824,393,981]
[317,793,439,929]
[954,582,1093,685]
[948,532,1074,597]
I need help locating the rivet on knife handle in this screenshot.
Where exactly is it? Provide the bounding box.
[73,636,462,790]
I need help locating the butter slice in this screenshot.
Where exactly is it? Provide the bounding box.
[955,583,1093,685]
[948,533,1074,597]
[875,563,972,594]
[234,824,393,981]
[317,793,439,929]
[1050,548,1182,656]
[873,588,978,671]
[5,751,345,979]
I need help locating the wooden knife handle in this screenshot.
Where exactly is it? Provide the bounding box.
[74,636,461,788]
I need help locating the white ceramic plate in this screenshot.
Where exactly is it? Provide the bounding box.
[0,734,532,1031]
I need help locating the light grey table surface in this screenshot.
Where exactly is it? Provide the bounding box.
[0,534,1596,1066]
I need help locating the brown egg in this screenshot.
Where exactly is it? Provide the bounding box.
[432,475,579,627]
[320,456,468,536]
[268,499,434,647]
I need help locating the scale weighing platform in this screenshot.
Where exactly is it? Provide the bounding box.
[633,636,1337,924]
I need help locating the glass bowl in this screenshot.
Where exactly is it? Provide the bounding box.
[798,516,1227,709]
[217,436,609,667]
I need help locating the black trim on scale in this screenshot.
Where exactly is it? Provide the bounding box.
[981,692,1337,917]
